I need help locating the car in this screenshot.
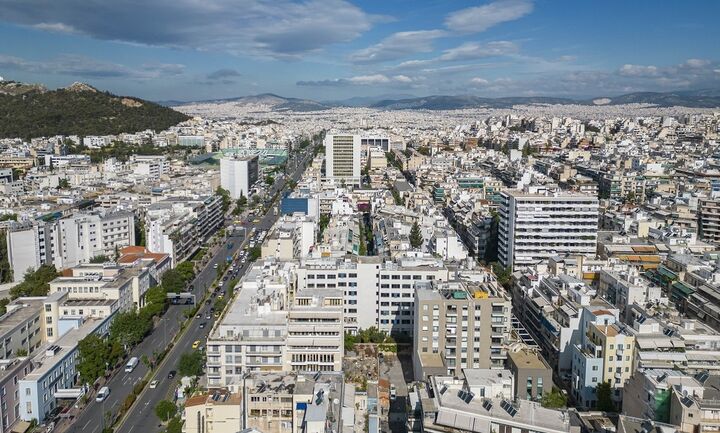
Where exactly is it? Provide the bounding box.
[390,385,397,400]
[199,322,206,329]
[195,313,201,319]
[192,340,201,349]
[205,314,211,320]
[210,307,215,312]
[212,263,219,269]
[96,386,110,402]
[218,294,224,300]
[168,370,176,379]
[149,380,159,389]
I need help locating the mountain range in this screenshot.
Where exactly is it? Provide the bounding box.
[165,89,720,110]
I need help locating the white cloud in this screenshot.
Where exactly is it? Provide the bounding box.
[685,58,710,68]
[1,0,381,58]
[439,41,519,61]
[618,64,660,77]
[445,0,533,33]
[349,30,447,64]
[297,74,416,87]
[0,53,185,80]
[470,77,489,85]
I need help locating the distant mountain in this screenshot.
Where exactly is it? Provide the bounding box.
[171,93,331,112]
[323,93,418,107]
[585,90,720,108]
[164,88,720,112]
[370,95,578,110]
[0,80,190,139]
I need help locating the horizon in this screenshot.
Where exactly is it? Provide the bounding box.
[1,0,719,101]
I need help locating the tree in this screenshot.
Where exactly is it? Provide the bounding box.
[161,268,187,293]
[10,265,58,299]
[596,381,616,412]
[409,222,423,249]
[540,388,567,408]
[0,298,9,315]
[177,351,204,377]
[248,247,261,262]
[166,416,182,433]
[216,187,231,212]
[58,178,70,189]
[491,263,512,287]
[265,174,275,186]
[144,285,168,316]
[154,400,177,422]
[175,262,195,283]
[0,230,12,283]
[344,333,357,353]
[135,216,146,247]
[77,334,111,384]
[110,311,151,348]
[90,255,109,263]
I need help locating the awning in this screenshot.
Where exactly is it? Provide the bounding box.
[10,421,31,433]
[55,388,85,399]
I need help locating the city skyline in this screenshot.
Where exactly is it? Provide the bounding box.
[1,0,719,101]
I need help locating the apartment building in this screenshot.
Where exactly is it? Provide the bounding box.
[498,188,599,270]
[698,198,720,244]
[19,316,112,423]
[220,155,259,199]
[412,279,511,380]
[6,211,135,282]
[184,390,242,433]
[48,260,160,325]
[416,372,580,433]
[146,195,223,266]
[130,155,167,179]
[0,358,33,433]
[293,255,449,336]
[0,299,44,359]
[507,349,553,401]
[324,134,361,187]
[206,261,344,390]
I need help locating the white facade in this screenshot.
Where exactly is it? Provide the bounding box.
[6,212,135,282]
[324,134,361,186]
[220,155,259,199]
[498,189,599,269]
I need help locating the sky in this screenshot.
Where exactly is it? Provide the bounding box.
[0,0,719,102]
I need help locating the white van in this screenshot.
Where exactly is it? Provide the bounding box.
[96,386,110,402]
[125,357,139,373]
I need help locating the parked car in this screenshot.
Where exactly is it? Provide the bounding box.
[149,380,159,389]
[168,370,176,379]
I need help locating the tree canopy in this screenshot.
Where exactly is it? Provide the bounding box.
[409,222,423,249]
[596,381,616,412]
[177,350,204,377]
[10,265,58,299]
[0,87,189,139]
[155,400,177,422]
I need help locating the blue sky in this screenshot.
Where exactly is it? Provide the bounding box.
[0,0,719,101]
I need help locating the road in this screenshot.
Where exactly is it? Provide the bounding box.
[60,142,317,433]
[109,141,312,433]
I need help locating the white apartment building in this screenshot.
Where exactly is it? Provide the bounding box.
[293,255,450,336]
[220,155,259,199]
[498,188,599,269]
[130,154,167,179]
[324,134,361,187]
[206,261,344,390]
[145,196,223,266]
[6,211,135,282]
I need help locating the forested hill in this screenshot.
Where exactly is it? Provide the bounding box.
[0,81,190,139]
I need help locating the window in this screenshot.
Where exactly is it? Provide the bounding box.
[44,304,51,312]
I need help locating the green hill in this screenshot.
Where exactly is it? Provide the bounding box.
[0,81,190,139]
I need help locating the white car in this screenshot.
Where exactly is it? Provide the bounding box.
[149,380,159,389]
[96,386,110,402]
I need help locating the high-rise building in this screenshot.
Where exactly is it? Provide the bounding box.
[699,198,720,244]
[412,279,511,380]
[324,134,360,186]
[498,188,599,269]
[220,155,259,199]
